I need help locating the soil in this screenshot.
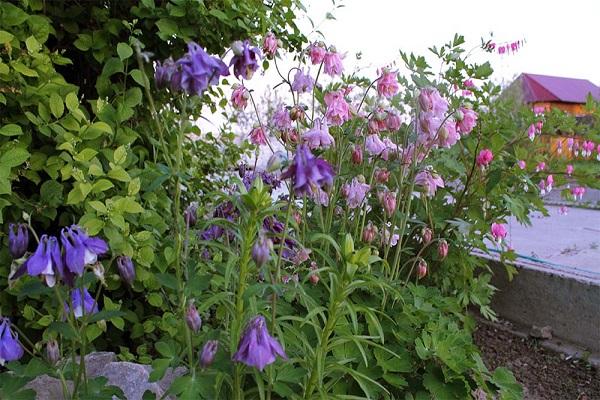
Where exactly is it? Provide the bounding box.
[474,322,600,400]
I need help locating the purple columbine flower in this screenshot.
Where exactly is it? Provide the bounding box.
[280,144,335,196]
[116,256,135,286]
[0,318,24,365]
[65,288,99,319]
[251,235,272,267]
[199,340,219,368]
[61,225,108,276]
[24,235,65,288]
[154,57,178,90]
[232,315,287,371]
[8,223,29,259]
[291,69,314,93]
[176,42,230,96]
[230,40,261,80]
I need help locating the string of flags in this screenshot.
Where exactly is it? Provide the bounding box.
[485,38,527,55]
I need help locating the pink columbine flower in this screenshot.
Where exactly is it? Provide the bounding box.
[535,162,546,172]
[271,106,292,132]
[456,107,478,135]
[308,42,326,65]
[249,126,267,146]
[262,32,278,58]
[342,177,370,209]
[374,168,390,184]
[324,90,351,126]
[476,149,493,168]
[464,79,475,88]
[231,84,249,110]
[517,160,526,170]
[415,170,445,197]
[438,119,460,148]
[302,118,334,150]
[385,109,402,131]
[362,221,378,243]
[438,239,449,259]
[351,145,363,165]
[490,222,507,243]
[381,138,399,161]
[566,164,574,176]
[376,68,399,98]
[323,49,343,76]
[418,88,449,117]
[378,190,397,217]
[365,134,386,157]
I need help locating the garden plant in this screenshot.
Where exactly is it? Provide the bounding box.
[0,1,598,399]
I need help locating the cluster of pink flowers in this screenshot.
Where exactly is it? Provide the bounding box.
[476,149,493,168]
[571,186,586,200]
[486,39,525,55]
[324,90,351,126]
[342,177,370,209]
[376,68,399,98]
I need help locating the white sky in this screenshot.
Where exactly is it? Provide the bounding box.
[299,0,600,85]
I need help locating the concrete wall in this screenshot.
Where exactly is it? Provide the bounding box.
[487,259,600,352]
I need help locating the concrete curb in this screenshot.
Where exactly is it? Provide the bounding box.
[475,251,600,353]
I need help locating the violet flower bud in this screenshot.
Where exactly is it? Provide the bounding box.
[417,259,428,279]
[422,227,433,245]
[362,221,378,243]
[199,340,219,368]
[438,239,449,259]
[116,256,135,286]
[8,223,29,259]
[252,236,272,267]
[184,202,199,227]
[185,303,202,333]
[46,339,60,365]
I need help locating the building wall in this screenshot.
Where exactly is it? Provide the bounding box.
[532,101,589,116]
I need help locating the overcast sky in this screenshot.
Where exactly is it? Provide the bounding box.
[299,0,600,85]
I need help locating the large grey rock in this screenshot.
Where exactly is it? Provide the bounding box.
[26,352,187,400]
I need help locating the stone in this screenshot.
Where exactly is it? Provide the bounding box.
[25,352,188,400]
[530,325,553,340]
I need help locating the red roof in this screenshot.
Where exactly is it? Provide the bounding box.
[520,73,600,104]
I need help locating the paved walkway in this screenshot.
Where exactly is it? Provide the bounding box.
[506,205,600,280]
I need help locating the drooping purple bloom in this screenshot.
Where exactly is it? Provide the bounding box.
[0,318,24,365]
[251,235,272,267]
[8,223,29,259]
[200,224,225,241]
[291,69,314,93]
[241,169,281,193]
[176,42,230,96]
[46,339,60,365]
[230,40,261,80]
[185,303,202,333]
[280,144,335,196]
[61,225,108,276]
[303,118,334,150]
[184,202,199,227]
[24,234,65,287]
[232,315,287,371]
[154,57,178,90]
[199,340,219,368]
[65,288,99,319]
[116,256,135,286]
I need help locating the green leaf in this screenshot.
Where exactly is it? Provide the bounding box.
[117,42,133,60]
[0,124,22,136]
[25,36,41,54]
[0,30,14,43]
[40,180,63,207]
[73,34,93,51]
[107,167,130,182]
[0,3,29,26]
[124,87,142,107]
[65,92,79,111]
[113,146,127,164]
[11,62,38,77]
[49,93,64,119]
[0,148,30,167]
[148,293,163,307]
[102,57,124,77]
[92,179,114,193]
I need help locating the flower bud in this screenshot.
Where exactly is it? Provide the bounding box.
[116,256,136,286]
[455,109,464,121]
[199,340,219,368]
[46,339,60,365]
[290,105,304,121]
[438,239,449,259]
[252,235,272,267]
[266,151,288,172]
[309,262,320,285]
[184,202,198,227]
[8,223,29,259]
[421,227,433,245]
[362,221,378,243]
[186,303,202,333]
[351,145,363,165]
[417,259,427,279]
[378,190,397,217]
[92,262,105,284]
[293,211,302,226]
[374,168,390,184]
